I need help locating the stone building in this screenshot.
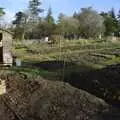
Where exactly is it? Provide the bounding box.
[0,28,13,66]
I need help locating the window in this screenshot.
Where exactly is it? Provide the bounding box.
[0,33,3,42]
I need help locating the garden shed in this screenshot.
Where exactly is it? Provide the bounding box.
[0,28,13,66]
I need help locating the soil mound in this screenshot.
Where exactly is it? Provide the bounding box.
[0,73,119,120]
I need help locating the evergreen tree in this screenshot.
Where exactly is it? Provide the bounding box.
[0,8,5,26]
[43,7,55,38]
[45,7,54,24]
[13,12,27,26]
[109,8,116,19]
[28,0,43,22]
[117,10,120,36]
[58,13,65,23]
[73,11,78,18]
[12,11,28,40]
[0,8,5,17]
[101,10,119,36]
[109,8,118,36]
[118,10,120,20]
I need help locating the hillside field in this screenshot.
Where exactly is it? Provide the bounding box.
[11,39,120,78]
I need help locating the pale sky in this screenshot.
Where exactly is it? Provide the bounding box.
[0,0,120,23]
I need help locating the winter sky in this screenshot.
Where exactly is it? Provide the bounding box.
[0,0,120,23]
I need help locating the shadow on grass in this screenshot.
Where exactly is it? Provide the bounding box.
[15,60,92,81]
[25,60,79,71]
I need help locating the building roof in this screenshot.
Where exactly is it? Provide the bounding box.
[0,28,13,35]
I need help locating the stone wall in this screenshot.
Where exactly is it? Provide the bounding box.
[0,29,13,66]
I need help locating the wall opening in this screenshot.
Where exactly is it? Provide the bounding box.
[0,47,3,63]
[0,33,3,42]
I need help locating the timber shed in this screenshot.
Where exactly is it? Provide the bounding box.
[0,28,13,66]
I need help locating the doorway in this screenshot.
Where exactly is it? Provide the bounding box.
[0,47,3,63]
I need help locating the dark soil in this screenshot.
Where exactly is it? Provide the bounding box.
[0,73,119,120]
[65,64,120,107]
